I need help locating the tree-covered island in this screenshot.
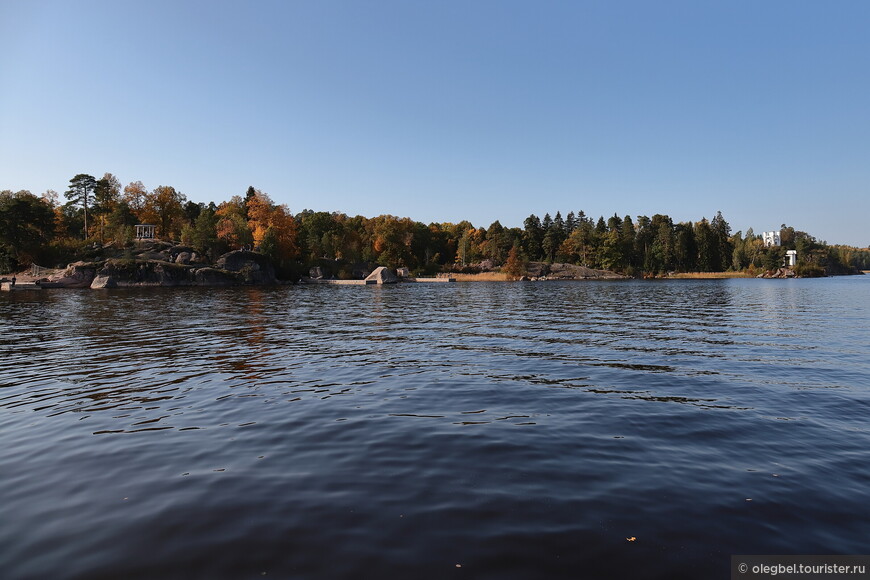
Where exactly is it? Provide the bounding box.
[2,173,868,284]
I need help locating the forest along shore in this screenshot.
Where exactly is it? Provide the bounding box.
[5,256,863,291]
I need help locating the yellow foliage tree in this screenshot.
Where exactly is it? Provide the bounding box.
[243,191,299,261]
[215,197,252,250]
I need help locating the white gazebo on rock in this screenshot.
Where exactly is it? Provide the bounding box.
[135,224,156,240]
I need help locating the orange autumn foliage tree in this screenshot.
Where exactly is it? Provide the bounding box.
[245,190,299,262]
[215,196,252,250]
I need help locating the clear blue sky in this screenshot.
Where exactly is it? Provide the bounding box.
[2,0,868,246]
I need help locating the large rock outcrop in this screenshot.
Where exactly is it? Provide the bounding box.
[216,251,276,285]
[90,275,117,289]
[47,249,280,289]
[194,267,240,286]
[87,259,242,287]
[757,268,796,279]
[48,262,99,288]
[95,259,198,286]
[365,267,398,284]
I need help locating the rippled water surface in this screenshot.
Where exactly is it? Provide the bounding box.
[2,278,869,579]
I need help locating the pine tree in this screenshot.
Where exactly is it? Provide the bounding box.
[523,214,543,260]
[595,216,607,234]
[92,173,121,242]
[565,211,577,233]
[65,174,96,239]
[711,211,733,271]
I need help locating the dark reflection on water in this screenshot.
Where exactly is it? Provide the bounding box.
[1,278,869,579]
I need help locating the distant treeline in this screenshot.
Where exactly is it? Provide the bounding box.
[2,173,869,277]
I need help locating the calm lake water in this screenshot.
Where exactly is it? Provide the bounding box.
[2,278,869,579]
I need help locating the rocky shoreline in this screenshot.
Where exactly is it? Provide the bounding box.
[30,242,279,289]
[11,246,846,291]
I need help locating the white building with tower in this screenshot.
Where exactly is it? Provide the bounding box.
[763,231,781,247]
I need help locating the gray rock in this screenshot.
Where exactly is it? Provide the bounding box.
[194,268,240,286]
[175,252,192,265]
[49,262,98,288]
[95,259,194,287]
[90,275,117,289]
[137,251,171,262]
[364,266,398,284]
[190,252,209,264]
[216,250,276,284]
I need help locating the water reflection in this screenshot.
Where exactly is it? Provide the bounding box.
[2,278,870,579]
[0,278,867,432]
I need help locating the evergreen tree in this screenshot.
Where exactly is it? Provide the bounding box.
[595,216,607,234]
[542,213,553,231]
[634,215,652,270]
[711,211,733,271]
[522,214,543,260]
[694,218,714,271]
[673,222,697,271]
[598,229,624,270]
[65,174,96,239]
[607,213,622,232]
[93,173,120,215]
[553,211,565,233]
[565,211,577,233]
[542,226,560,263]
[183,201,203,224]
[650,215,674,273]
[620,215,635,269]
[484,220,508,264]
[92,173,121,242]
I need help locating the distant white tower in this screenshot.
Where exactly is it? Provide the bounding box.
[763,231,781,247]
